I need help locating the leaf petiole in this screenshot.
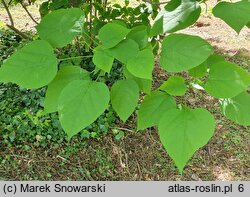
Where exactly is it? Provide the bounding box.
[58,55,93,61]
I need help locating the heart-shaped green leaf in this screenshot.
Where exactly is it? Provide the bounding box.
[213,0,250,33]
[151,0,201,36]
[58,80,110,138]
[160,34,213,72]
[158,108,215,173]
[124,68,152,94]
[0,40,57,89]
[111,79,139,122]
[159,76,187,96]
[98,23,131,49]
[36,8,85,48]
[126,48,154,80]
[44,66,90,113]
[205,61,250,98]
[107,39,139,64]
[221,92,250,126]
[127,25,149,49]
[93,46,114,73]
[137,91,176,130]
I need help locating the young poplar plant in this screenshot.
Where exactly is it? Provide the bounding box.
[0,0,250,173]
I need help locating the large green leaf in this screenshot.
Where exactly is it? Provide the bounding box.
[221,92,250,126]
[159,76,187,96]
[160,34,213,72]
[151,0,201,36]
[137,91,176,130]
[126,48,154,80]
[0,40,57,89]
[127,25,149,49]
[111,79,139,122]
[124,68,152,94]
[93,46,114,73]
[36,8,84,48]
[98,23,131,49]
[213,0,250,33]
[205,61,250,98]
[107,39,139,64]
[58,80,110,138]
[44,66,90,113]
[158,108,215,173]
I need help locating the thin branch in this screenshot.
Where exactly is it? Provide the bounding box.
[1,0,31,40]
[7,0,13,7]
[203,1,208,14]
[89,0,93,46]
[6,24,31,39]
[111,127,135,133]
[1,0,14,26]
[58,55,93,61]
[144,0,170,5]
[20,2,39,24]
[104,0,108,7]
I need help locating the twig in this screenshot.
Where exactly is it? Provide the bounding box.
[1,0,31,40]
[104,0,108,7]
[1,0,14,26]
[144,0,170,5]
[56,155,67,161]
[203,1,208,14]
[111,127,135,133]
[20,2,39,24]
[7,0,13,7]
[89,0,93,46]
[136,160,143,179]
[58,55,93,61]
[10,154,29,159]
[6,24,31,39]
